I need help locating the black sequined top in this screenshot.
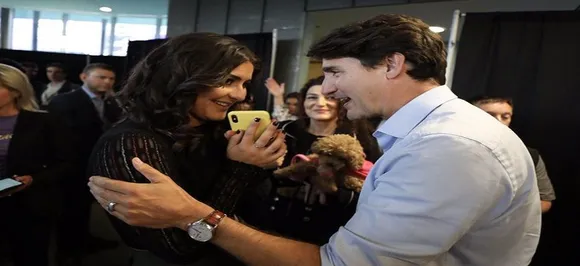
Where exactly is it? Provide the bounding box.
[88,119,268,265]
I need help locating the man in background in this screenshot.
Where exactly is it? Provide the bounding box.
[48,63,122,265]
[471,96,556,213]
[41,63,80,106]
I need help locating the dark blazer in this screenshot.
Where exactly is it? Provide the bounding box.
[1,110,76,216]
[52,81,80,96]
[47,88,122,175]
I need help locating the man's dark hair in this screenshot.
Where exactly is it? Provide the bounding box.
[307,14,447,85]
[83,63,114,74]
[285,92,300,101]
[21,61,38,69]
[46,62,66,73]
[118,32,259,148]
[469,95,514,108]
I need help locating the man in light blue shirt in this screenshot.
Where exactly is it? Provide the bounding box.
[87,14,541,266]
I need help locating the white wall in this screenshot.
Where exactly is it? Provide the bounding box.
[297,0,580,85]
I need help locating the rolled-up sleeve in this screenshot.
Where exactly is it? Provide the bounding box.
[320,134,510,266]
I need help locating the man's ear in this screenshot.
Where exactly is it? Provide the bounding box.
[79,73,87,83]
[385,53,406,79]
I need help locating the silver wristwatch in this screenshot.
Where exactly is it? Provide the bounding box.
[186,210,226,242]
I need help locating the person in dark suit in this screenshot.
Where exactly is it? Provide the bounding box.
[0,64,75,266]
[41,62,80,106]
[47,63,122,265]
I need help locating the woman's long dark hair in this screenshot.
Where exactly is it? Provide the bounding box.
[296,75,381,161]
[117,33,259,151]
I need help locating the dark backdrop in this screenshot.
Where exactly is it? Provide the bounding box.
[452,11,580,265]
[125,33,273,111]
[0,49,126,88]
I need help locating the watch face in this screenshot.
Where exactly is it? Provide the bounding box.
[187,221,213,242]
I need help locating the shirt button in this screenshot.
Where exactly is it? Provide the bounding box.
[270,206,276,211]
[305,207,312,211]
[303,217,310,222]
[273,197,279,202]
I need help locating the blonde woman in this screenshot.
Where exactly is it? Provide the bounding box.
[0,64,75,266]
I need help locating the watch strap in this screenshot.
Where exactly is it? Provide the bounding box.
[203,210,226,227]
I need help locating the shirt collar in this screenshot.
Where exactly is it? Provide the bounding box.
[374,85,457,139]
[81,85,98,99]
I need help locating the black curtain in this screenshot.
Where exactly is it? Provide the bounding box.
[125,33,273,111]
[0,49,127,88]
[452,11,580,265]
[0,49,88,84]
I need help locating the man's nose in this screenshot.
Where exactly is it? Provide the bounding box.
[321,78,336,96]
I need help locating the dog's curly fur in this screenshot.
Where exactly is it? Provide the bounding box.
[274,134,367,193]
[311,134,366,170]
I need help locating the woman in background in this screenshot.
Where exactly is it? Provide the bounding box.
[238,76,381,245]
[0,64,75,266]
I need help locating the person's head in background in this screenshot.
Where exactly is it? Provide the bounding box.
[233,93,255,111]
[285,92,300,116]
[21,61,39,79]
[46,62,67,83]
[298,76,339,127]
[81,63,116,96]
[118,32,258,134]
[308,14,447,120]
[298,75,380,156]
[0,64,39,115]
[470,96,513,126]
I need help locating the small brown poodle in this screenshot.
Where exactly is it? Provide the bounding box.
[274,134,373,193]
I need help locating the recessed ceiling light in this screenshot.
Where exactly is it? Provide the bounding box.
[429,26,445,33]
[99,6,112,12]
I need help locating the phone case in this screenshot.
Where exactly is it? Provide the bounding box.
[228,110,272,140]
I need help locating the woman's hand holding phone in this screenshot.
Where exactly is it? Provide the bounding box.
[225,119,287,168]
[0,175,32,198]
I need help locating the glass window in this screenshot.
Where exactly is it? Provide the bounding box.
[112,17,157,56]
[159,17,167,39]
[11,9,34,51]
[37,10,64,52]
[65,14,105,55]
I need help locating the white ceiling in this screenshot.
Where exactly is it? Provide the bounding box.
[308,0,580,42]
[0,0,168,17]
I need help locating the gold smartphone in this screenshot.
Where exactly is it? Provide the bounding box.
[228,110,272,140]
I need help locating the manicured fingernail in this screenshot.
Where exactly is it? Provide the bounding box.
[254,117,261,122]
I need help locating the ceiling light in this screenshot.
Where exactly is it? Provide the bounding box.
[429,26,445,33]
[99,6,112,12]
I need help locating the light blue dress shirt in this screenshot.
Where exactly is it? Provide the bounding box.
[81,86,105,120]
[320,86,541,266]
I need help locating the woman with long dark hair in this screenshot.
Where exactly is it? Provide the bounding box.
[237,76,381,245]
[88,33,286,266]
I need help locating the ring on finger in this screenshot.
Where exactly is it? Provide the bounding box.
[107,202,117,212]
